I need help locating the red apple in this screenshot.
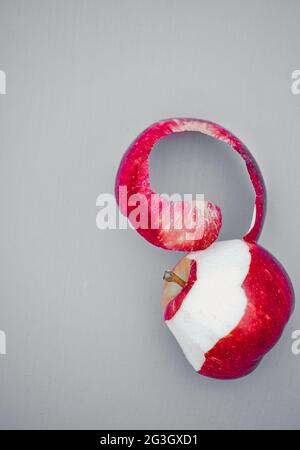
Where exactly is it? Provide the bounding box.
[115,118,294,379]
[163,239,294,379]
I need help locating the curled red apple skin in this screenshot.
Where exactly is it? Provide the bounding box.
[115,118,265,251]
[162,240,294,379]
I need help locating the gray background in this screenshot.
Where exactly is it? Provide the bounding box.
[0,0,299,430]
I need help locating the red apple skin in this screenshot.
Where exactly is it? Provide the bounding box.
[115,118,265,252]
[163,242,294,379]
[164,260,198,320]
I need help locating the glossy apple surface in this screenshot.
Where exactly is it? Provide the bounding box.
[162,239,294,379]
[115,118,265,251]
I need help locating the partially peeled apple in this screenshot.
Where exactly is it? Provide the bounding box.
[115,118,294,379]
[163,239,293,379]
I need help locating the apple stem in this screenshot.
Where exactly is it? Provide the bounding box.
[163,270,187,288]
